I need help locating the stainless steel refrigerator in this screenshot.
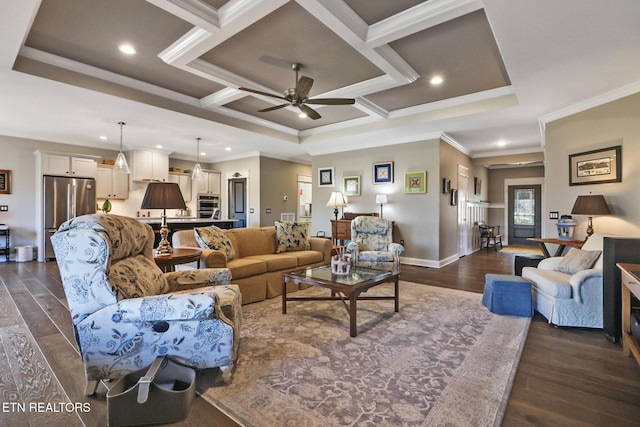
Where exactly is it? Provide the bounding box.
[43,175,97,260]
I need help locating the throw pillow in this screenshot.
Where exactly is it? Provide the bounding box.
[194,226,235,261]
[555,248,602,275]
[274,221,311,253]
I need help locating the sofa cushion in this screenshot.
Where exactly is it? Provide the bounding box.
[225,258,267,279]
[522,267,573,299]
[244,254,298,271]
[226,228,277,257]
[555,248,601,275]
[284,250,324,266]
[274,221,311,253]
[194,226,236,261]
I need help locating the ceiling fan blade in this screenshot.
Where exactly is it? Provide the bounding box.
[238,87,286,100]
[300,104,321,120]
[295,76,314,99]
[258,103,289,112]
[305,98,356,105]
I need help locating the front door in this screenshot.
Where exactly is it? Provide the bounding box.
[229,178,247,228]
[508,185,541,245]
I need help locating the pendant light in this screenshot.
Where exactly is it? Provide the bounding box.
[191,137,203,180]
[114,121,130,174]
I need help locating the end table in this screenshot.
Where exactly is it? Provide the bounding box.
[154,248,201,272]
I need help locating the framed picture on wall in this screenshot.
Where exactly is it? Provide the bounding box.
[318,167,334,187]
[450,188,457,206]
[0,170,10,194]
[569,145,622,185]
[474,177,481,195]
[442,178,451,194]
[343,176,361,196]
[404,171,426,194]
[373,162,394,184]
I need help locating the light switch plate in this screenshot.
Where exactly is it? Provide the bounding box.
[0,205,8,212]
[549,211,559,219]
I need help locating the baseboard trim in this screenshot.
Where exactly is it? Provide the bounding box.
[400,254,460,269]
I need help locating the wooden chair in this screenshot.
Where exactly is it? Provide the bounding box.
[479,223,503,251]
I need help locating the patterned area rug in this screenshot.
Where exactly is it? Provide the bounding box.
[198,282,531,427]
[500,245,544,256]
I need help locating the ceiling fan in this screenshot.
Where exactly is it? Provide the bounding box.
[238,63,355,120]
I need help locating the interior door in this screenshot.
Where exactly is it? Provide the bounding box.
[508,185,541,245]
[229,178,247,228]
[457,167,470,256]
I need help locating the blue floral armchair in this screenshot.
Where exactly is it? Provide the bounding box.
[51,214,242,395]
[346,216,404,271]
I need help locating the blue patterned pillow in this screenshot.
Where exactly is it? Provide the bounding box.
[274,221,311,253]
[194,226,236,261]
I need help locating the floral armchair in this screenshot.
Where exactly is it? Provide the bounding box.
[346,216,404,271]
[51,213,242,395]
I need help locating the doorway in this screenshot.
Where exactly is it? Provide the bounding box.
[229,177,247,228]
[507,184,541,245]
[457,165,471,256]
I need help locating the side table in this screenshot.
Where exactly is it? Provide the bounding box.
[0,226,9,262]
[154,248,201,273]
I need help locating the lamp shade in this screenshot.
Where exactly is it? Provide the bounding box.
[375,194,388,205]
[141,182,187,210]
[326,191,347,208]
[571,194,610,215]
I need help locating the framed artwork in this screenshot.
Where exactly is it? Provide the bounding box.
[474,177,481,195]
[404,171,426,194]
[343,176,361,196]
[569,145,621,186]
[318,167,334,187]
[0,170,10,194]
[450,188,458,206]
[442,178,451,194]
[373,162,394,184]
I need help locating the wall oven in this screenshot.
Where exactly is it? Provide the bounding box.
[197,194,220,219]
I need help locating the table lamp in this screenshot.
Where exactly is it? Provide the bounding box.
[571,192,610,239]
[141,182,187,255]
[326,191,347,245]
[375,194,388,218]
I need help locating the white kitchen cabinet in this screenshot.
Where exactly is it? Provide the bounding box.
[168,172,191,202]
[195,170,221,195]
[130,150,169,182]
[41,153,97,178]
[97,165,129,199]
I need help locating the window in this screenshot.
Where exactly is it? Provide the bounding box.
[513,188,535,226]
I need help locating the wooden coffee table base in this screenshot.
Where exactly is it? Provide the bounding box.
[282,267,399,337]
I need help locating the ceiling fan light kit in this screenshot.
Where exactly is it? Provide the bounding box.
[238,63,355,120]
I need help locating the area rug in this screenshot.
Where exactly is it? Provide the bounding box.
[197,282,531,427]
[500,245,544,256]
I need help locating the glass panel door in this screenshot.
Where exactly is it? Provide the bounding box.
[508,185,541,245]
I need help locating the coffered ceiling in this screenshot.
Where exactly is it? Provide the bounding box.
[2,0,640,164]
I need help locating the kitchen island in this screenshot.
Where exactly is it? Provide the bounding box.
[137,217,238,247]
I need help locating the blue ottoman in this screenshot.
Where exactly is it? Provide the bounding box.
[483,274,533,317]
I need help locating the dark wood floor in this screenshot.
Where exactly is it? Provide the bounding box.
[1,250,639,426]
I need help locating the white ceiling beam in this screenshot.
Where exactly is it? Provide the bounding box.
[367,0,484,47]
[145,0,220,29]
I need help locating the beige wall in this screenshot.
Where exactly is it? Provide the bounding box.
[259,157,312,227]
[545,92,640,240]
[211,156,261,228]
[313,139,442,265]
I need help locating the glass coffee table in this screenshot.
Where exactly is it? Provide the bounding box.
[282,265,399,337]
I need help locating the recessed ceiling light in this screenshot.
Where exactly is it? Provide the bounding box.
[156,145,163,149]
[497,139,507,147]
[430,75,443,85]
[225,147,231,151]
[118,44,136,55]
[298,112,307,118]
[99,135,107,140]
[200,152,206,156]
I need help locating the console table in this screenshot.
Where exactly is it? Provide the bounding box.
[617,263,640,366]
[527,237,584,258]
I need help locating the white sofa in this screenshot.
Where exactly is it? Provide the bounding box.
[522,233,607,328]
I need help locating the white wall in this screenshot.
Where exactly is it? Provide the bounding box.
[545,92,640,240]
